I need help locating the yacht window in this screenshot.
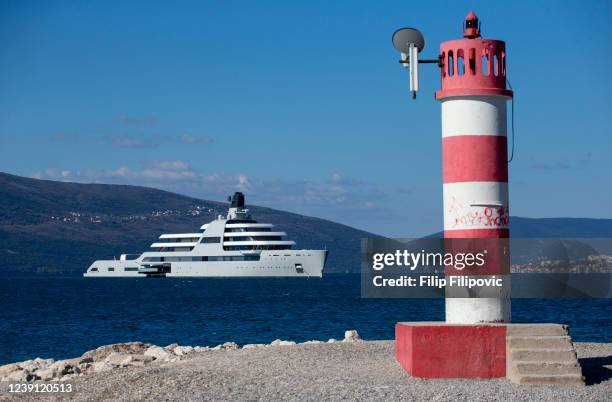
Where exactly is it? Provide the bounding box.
[225,227,271,233]
[175,238,199,243]
[90,267,98,272]
[200,237,221,243]
[201,255,260,262]
[107,267,115,271]
[125,267,138,271]
[226,236,282,241]
[162,247,193,252]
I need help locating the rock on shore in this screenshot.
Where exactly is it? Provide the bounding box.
[0,330,363,383]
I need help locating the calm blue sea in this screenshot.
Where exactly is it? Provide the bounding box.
[1,274,610,364]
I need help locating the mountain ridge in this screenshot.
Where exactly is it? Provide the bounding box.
[0,172,376,274]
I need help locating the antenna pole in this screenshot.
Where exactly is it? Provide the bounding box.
[408,43,419,98]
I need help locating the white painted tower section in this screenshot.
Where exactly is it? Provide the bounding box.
[442,96,511,324]
[441,97,507,137]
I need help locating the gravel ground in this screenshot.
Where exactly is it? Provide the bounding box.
[1,341,610,401]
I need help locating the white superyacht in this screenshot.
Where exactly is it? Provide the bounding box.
[84,192,327,277]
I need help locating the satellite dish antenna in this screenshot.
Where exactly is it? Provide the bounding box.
[391,28,425,54]
[391,28,427,99]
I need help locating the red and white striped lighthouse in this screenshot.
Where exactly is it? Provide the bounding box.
[436,11,512,324]
[395,13,582,383]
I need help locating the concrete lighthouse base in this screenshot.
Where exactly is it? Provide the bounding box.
[395,322,506,378]
[395,322,585,384]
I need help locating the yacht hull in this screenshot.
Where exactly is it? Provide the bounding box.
[83,250,326,278]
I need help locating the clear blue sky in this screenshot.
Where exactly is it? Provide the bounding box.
[0,0,610,236]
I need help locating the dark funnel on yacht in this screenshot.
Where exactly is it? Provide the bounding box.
[229,192,245,208]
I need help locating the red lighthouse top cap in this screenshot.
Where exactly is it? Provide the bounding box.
[435,11,513,100]
[464,10,480,39]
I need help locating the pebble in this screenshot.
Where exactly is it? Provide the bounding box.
[242,344,266,349]
[172,346,194,356]
[212,342,239,351]
[343,330,362,342]
[143,346,172,362]
[270,339,297,346]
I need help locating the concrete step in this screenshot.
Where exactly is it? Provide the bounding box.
[510,348,577,362]
[516,374,585,386]
[505,325,583,386]
[513,362,582,376]
[507,336,572,349]
[506,324,568,337]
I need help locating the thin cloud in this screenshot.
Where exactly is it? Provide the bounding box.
[31,166,384,215]
[49,132,80,142]
[178,134,214,145]
[530,161,572,170]
[114,114,159,126]
[328,173,364,186]
[103,134,213,148]
[104,134,159,149]
[32,168,72,179]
